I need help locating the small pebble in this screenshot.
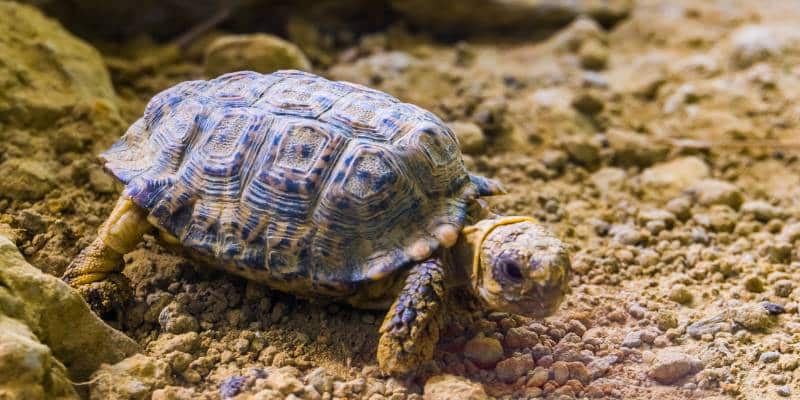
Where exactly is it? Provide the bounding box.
[689,179,743,209]
[622,331,643,348]
[668,284,693,305]
[656,310,678,331]
[763,302,786,315]
[773,280,794,297]
[648,351,702,384]
[463,335,504,367]
[741,200,784,221]
[495,354,535,383]
[552,361,570,385]
[744,276,765,293]
[220,375,246,399]
[527,367,549,387]
[666,197,692,221]
[733,303,776,331]
[759,351,780,363]
[450,121,486,155]
[504,327,539,348]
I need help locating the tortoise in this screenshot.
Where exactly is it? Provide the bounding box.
[63,70,571,374]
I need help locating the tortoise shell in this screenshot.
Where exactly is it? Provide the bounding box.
[101,70,489,296]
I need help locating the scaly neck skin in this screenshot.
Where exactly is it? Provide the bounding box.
[451,222,487,289]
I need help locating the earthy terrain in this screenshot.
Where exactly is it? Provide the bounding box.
[1,0,799,399]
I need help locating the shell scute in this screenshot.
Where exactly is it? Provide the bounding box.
[320,91,399,140]
[257,73,354,119]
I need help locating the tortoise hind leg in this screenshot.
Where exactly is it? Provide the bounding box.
[377,256,447,374]
[63,197,152,315]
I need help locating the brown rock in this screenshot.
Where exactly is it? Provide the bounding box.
[450,121,487,155]
[641,157,710,200]
[688,179,744,209]
[504,327,540,349]
[495,353,535,383]
[204,34,311,78]
[464,335,504,367]
[0,316,79,400]
[606,129,669,167]
[423,374,488,400]
[0,159,57,201]
[0,235,139,382]
[527,366,549,387]
[90,354,172,399]
[647,351,701,384]
[552,361,570,385]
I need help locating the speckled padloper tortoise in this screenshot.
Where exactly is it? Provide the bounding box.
[64,70,571,374]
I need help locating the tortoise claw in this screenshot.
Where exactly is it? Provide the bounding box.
[73,272,133,317]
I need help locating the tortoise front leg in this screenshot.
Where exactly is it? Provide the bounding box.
[378,256,447,374]
[63,196,152,315]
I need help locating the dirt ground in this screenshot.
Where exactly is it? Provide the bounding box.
[2,0,800,399]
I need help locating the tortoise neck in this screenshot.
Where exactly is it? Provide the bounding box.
[453,221,487,289]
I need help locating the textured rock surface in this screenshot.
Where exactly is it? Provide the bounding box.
[0,159,57,201]
[0,2,115,127]
[0,235,139,383]
[0,316,78,400]
[89,354,172,400]
[424,374,488,400]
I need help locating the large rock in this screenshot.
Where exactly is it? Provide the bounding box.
[391,0,632,35]
[22,0,629,39]
[203,34,311,78]
[0,316,78,400]
[0,2,116,127]
[21,0,391,40]
[0,235,140,383]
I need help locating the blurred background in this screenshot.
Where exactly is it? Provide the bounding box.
[21,0,630,41]
[2,1,800,399]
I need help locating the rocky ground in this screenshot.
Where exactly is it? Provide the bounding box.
[1,0,799,399]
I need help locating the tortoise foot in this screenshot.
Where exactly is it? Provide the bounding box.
[377,257,445,374]
[73,272,133,317]
[377,318,439,375]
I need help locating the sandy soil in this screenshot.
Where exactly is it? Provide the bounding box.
[2,0,800,399]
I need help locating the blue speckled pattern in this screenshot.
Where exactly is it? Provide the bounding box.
[101,70,487,296]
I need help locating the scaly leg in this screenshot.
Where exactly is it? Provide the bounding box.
[377,256,447,374]
[63,196,152,315]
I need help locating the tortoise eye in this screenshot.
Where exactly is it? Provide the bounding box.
[495,256,524,283]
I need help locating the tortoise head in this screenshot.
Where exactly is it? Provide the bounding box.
[461,216,571,317]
